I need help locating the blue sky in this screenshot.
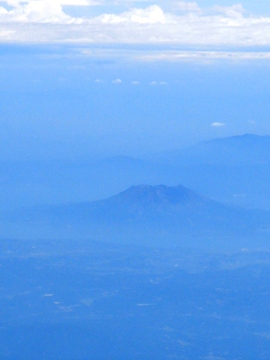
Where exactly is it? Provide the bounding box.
[0,1,270,160]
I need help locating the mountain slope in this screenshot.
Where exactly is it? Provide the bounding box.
[2,184,270,250]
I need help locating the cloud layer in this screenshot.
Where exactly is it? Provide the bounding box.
[0,1,270,46]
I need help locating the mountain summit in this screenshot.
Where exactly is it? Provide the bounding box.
[107,184,205,207]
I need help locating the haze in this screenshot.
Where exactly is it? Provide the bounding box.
[2,1,270,359]
[0,45,270,162]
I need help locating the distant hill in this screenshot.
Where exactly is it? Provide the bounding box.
[156,134,270,166]
[149,134,270,209]
[2,184,270,251]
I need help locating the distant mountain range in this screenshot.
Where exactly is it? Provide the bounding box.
[1,134,270,211]
[2,184,270,251]
[150,134,270,209]
[153,134,270,166]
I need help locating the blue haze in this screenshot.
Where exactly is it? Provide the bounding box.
[0,45,270,161]
[2,44,270,360]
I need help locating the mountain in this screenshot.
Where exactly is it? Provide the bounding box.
[149,134,270,209]
[1,134,270,213]
[2,184,270,251]
[154,134,270,166]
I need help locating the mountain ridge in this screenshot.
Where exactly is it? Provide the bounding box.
[153,133,270,166]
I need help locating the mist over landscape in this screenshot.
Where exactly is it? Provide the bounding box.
[2,1,270,358]
[2,130,270,359]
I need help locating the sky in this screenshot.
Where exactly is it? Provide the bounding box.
[1,1,270,161]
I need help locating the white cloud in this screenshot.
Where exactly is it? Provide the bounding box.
[4,0,95,6]
[175,1,201,13]
[211,122,226,127]
[212,4,245,18]
[1,1,270,48]
[0,0,98,23]
[112,78,122,83]
[0,0,72,23]
[99,5,168,24]
[59,0,96,4]
[137,51,270,61]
